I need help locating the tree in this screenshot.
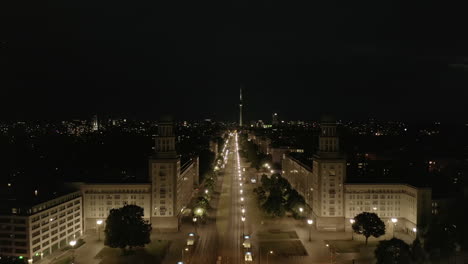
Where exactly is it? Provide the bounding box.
[285,188,306,217]
[195,196,210,209]
[260,174,274,191]
[253,186,267,204]
[352,212,386,245]
[423,219,458,262]
[205,176,215,188]
[262,186,286,217]
[277,175,291,193]
[375,238,411,264]
[104,205,152,254]
[411,237,427,264]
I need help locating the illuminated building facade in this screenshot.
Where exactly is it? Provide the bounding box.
[0,192,83,261]
[282,118,431,234]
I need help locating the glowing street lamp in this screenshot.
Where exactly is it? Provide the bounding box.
[241,208,245,214]
[299,207,304,213]
[69,240,76,263]
[240,197,244,202]
[350,219,355,240]
[192,216,198,233]
[96,219,103,241]
[307,219,313,242]
[391,218,398,237]
[267,250,274,264]
[181,247,189,263]
[196,208,203,216]
[241,215,246,237]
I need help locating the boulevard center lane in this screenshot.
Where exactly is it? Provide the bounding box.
[216,133,242,264]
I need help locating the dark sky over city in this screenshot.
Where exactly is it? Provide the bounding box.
[3,1,468,122]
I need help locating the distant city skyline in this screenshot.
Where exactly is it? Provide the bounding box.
[3,79,468,122]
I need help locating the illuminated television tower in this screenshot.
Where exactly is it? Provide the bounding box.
[239,86,243,127]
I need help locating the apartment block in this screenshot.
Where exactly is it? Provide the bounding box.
[0,192,82,261]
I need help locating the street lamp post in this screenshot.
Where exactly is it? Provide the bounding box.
[349,219,355,240]
[267,250,273,264]
[192,217,198,233]
[326,244,335,264]
[180,247,189,264]
[307,219,313,242]
[241,216,246,237]
[69,240,77,263]
[96,219,103,241]
[391,218,398,238]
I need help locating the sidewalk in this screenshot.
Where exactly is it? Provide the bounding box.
[37,233,104,264]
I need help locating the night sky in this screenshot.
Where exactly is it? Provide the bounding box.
[3,1,468,122]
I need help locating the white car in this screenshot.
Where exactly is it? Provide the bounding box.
[242,239,251,249]
[186,232,196,246]
[244,252,253,262]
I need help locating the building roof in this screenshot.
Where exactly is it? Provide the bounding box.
[345,175,431,188]
[0,182,79,215]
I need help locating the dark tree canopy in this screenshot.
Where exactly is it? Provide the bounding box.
[240,137,271,170]
[423,218,458,261]
[195,196,210,210]
[104,205,152,252]
[255,173,305,217]
[411,237,427,264]
[375,238,411,264]
[262,185,286,217]
[352,212,386,244]
[253,186,267,204]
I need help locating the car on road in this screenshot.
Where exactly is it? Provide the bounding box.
[242,235,251,249]
[186,232,196,246]
[242,239,251,249]
[244,252,253,262]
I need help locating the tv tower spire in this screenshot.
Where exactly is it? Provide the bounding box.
[239,86,243,127]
